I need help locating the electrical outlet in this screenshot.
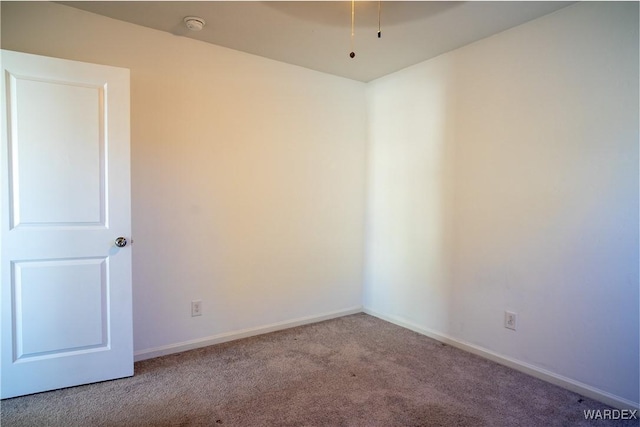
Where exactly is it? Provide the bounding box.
[505,311,517,331]
[191,300,202,317]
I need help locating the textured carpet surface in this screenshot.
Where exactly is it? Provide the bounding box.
[0,313,634,426]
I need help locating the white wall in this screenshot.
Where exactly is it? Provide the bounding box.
[1,2,367,355]
[365,2,639,406]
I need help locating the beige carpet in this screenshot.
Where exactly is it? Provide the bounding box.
[0,313,634,426]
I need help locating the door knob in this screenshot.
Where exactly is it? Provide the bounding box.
[115,237,128,248]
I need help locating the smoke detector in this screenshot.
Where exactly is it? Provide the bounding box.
[184,16,205,32]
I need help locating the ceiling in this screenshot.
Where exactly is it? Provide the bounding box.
[60,1,573,82]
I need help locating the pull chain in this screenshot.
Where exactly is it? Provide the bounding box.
[348,1,381,58]
[378,0,382,38]
[349,0,356,58]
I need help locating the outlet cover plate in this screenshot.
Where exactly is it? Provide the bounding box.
[505,311,517,330]
[191,300,202,317]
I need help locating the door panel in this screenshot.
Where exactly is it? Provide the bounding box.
[9,75,105,227]
[1,50,132,399]
[14,257,108,359]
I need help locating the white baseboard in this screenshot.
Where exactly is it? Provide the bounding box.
[135,305,638,411]
[134,306,363,362]
[363,307,639,411]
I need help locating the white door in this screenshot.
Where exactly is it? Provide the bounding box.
[0,50,132,399]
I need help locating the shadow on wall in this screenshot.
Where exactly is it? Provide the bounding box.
[363,56,457,335]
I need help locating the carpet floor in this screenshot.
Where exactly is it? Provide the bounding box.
[0,313,634,426]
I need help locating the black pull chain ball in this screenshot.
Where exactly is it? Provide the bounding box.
[349,52,355,58]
